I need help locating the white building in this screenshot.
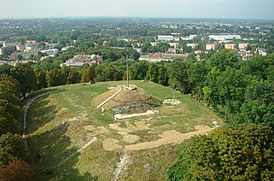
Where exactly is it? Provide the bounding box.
[0,48,3,55]
[189,35,197,39]
[61,46,74,51]
[256,48,267,56]
[40,49,59,57]
[209,35,241,41]
[62,54,103,67]
[187,43,197,48]
[158,35,174,41]
[181,35,197,41]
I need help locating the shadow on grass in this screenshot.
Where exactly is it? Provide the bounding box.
[28,122,98,180]
[26,89,67,134]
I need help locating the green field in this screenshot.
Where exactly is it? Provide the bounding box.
[26,80,222,180]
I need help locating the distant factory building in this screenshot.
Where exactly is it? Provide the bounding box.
[209,35,241,41]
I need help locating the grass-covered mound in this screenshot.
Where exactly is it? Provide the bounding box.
[96,85,162,114]
[26,80,222,180]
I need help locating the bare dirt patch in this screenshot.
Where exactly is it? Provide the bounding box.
[84,125,96,132]
[124,125,213,151]
[134,121,150,130]
[103,138,122,151]
[95,126,109,134]
[121,133,140,143]
[109,121,151,133]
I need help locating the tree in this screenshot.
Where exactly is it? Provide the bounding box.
[81,66,96,83]
[0,107,21,135]
[34,69,47,90]
[129,61,149,80]
[2,46,16,56]
[216,67,247,120]
[0,75,21,121]
[167,124,274,181]
[67,68,80,84]
[157,64,169,86]
[12,63,37,97]
[157,42,170,53]
[0,159,38,181]
[46,68,66,87]
[187,62,208,100]
[203,67,221,108]
[240,54,274,81]
[206,49,238,71]
[167,61,190,93]
[0,133,25,167]
[231,80,274,125]
[146,63,159,83]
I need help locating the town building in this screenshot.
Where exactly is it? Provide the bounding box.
[158,35,174,42]
[16,45,25,51]
[61,54,103,67]
[25,40,37,44]
[194,50,203,54]
[0,48,3,55]
[167,48,176,54]
[133,48,142,54]
[225,44,236,50]
[150,42,158,46]
[238,43,248,50]
[256,48,267,56]
[168,43,179,49]
[206,43,217,51]
[3,42,19,48]
[209,35,241,41]
[46,42,59,49]
[40,49,59,57]
[61,46,74,51]
[181,34,197,41]
[187,43,197,49]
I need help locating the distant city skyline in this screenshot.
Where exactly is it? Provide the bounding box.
[1,0,274,20]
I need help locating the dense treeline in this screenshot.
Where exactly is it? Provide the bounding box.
[0,74,38,180]
[163,50,274,180]
[166,124,274,180]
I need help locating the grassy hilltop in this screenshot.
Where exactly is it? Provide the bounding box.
[26,80,222,180]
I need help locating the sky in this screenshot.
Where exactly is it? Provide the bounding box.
[1,0,274,20]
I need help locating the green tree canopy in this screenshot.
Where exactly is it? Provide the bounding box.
[167,124,274,181]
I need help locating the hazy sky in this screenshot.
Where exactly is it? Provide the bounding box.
[1,0,274,19]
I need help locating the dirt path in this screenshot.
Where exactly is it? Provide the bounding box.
[124,125,213,151]
[23,92,51,149]
[112,151,130,181]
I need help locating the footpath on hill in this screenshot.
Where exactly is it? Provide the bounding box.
[22,92,51,149]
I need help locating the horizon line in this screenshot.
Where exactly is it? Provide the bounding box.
[0,16,274,22]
